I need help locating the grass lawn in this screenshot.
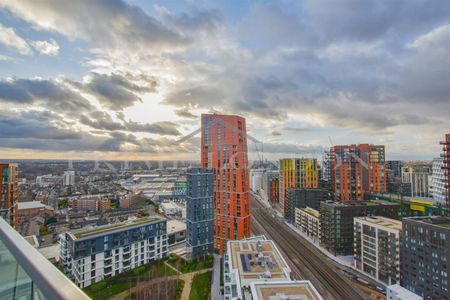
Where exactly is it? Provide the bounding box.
[175,279,185,300]
[168,254,213,274]
[189,271,212,300]
[84,260,176,300]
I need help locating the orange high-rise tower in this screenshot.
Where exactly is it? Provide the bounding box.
[0,163,19,229]
[331,144,386,201]
[201,114,251,254]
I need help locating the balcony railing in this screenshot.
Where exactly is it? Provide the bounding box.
[0,218,90,300]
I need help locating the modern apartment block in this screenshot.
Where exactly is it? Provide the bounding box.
[223,236,322,300]
[201,114,251,254]
[250,169,265,193]
[64,170,75,186]
[400,216,450,299]
[431,157,448,205]
[401,165,431,197]
[0,163,19,229]
[279,158,319,214]
[387,160,404,180]
[354,216,402,286]
[285,188,329,223]
[441,134,450,214]
[320,201,400,255]
[295,207,321,242]
[260,170,279,205]
[60,217,168,288]
[186,168,214,258]
[330,144,387,201]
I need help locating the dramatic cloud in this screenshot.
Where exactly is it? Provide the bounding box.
[0,23,31,55]
[30,39,59,56]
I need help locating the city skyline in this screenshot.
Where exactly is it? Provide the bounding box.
[1,1,449,161]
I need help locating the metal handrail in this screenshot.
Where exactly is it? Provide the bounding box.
[0,218,90,300]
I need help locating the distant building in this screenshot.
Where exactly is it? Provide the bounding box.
[223,236,322,300]
[0,163,19,229]
[36,174,63,187]
[320,201,400,256]
[69,196,110,212]
[201,114,251,254]
[60,217,168,288]
[18,201,55,236]
[279,158,319,215]
[387,284,422,300]
[354,216,402,286]
[285,188,329,223]
[295,207,321,242]
[260,170,279,206]
[401,165,431,197]
[63,170,75,186]
[250,169,265,194]
[387,161,403,180]
[330,144,387,201]
[186,168,214,258]
[400,216,450,299]
[431,157,447,205]
[160,201,183,217]
[167,219,186,247]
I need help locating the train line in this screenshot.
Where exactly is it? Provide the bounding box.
[251,198,368,300]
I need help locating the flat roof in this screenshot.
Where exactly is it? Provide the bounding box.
[18,201,48,210]
[323,200,398,207]
[406,216,450,229]
[388,284,422,300]
[167,219,186,234]
[228,237,290,282]
[355,216,402,231]
[70,217,164,240]
[251,280,323,300]
[297,207,320,218]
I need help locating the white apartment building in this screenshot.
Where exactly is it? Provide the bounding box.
[295,207,321,242]
[401,166,431,197]
[249,169,265,194]
[223,236,322,300]
[430,157,448,205]
[354,216,402,286]
[60,217,168,288]
[64,170,75,186]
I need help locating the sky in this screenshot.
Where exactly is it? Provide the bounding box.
[0,0,449,161]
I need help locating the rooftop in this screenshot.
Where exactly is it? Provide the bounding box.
[167,219,186,234]
[297,207,320,218]
[355,216,402,231]
[18,201,52,210]
[71,216,164,240]
[228,236,290,282]
[388,284,422,300]
[406,216,450,229]
[323,200,399,207]
[250,281,323,300]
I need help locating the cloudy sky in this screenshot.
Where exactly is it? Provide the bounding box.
[0,0,449,161]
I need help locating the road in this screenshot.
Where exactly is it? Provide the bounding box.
[251,197,369,300]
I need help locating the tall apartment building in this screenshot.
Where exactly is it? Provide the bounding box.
[295,207,321,242]
[60,217,168,288]
[201,114,251,254]
[330,144,386,201]
[320,200,400,255]
[401,165,431,198]
[400,216,450,299]
[285,188,329,223]
[441,134,450,214]
[387,160,403,179]
[64,170,75,186]
[431,157,448,205]
[354,216,402,286]
[186,168,214,258]
[223,236,322,300]
[279,158,319,214]
[258,169,279,206]
[250,169,265,193]
[0,163,19,229]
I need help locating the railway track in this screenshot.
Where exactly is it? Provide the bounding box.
[251,199,368,300]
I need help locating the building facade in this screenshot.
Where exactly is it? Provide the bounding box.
[18,201,55,236]
[279,158,319,214]
[330,144,387,201]
[60,217,168,288]
[387,161,403,180]
[441,134,450,214]
[320,201,400,256]
[295,207,321,242]
[201,114,251,254]
[260,170,279,206]
[400,216,450,299]
[401,165,431,198]
[285,188,328,223]
[387,284,423,300]
[69,196,111,212]
[354,216,402,286]
[0,163,19,229]
[186,168,214,258]
[431,157,448,205]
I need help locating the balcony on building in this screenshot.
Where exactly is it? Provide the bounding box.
[0,218,90,300]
